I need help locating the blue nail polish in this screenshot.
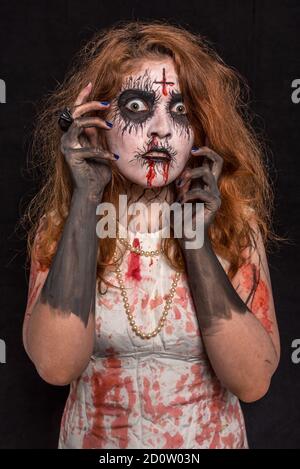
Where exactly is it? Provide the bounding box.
[100,101,110,105]
[106,121,113,128]
[114,154,120,160]
[177,178,182,186]
[191,146,199,152]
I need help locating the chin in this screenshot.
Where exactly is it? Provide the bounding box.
[143,179,172,188]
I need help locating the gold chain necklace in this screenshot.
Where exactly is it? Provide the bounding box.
[113,238,180,340]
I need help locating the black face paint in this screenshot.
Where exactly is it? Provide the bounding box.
[110,70,161,135]
[110,69,192,138]
[131,139,177,172]
[117,89,160,134]
[166,89,191,139]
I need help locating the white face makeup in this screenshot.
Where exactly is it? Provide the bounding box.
[106,57,195,188]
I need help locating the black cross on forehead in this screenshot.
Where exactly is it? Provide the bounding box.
[154,68,175,96]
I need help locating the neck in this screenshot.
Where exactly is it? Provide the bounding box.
[119,181,176,233]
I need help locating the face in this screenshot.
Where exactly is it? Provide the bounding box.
[106,57,195,188]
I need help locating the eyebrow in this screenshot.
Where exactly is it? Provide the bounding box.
[118,88,157,105]
[169,91,183,102]
[118,88,184,104]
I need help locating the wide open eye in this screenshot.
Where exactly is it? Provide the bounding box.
[125,98,149,113]
[170,102,187,115]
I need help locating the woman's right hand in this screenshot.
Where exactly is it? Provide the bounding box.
[60,82,117,201]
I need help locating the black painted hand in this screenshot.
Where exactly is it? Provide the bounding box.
[60,83,117,200]
[175,137,223,236]
[39,84,118,326]
[172,138,250,334]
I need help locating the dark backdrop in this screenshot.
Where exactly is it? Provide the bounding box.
[0,0,299,449]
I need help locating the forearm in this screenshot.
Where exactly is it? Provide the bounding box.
[40,189,101,326]
[181,237,279,401]
[25,189,101,384]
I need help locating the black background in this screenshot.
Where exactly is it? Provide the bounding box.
[0,0,299,449]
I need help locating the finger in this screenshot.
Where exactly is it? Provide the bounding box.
[72,100,110,119]
[177,166,210,187]
[198,170,218,191]
[181,188,214,204]
[74,116,113,131]
[84,127,99,148]
[177,170,218,202]
[72,101,110,148]
[66,117,113,145]
[63,146,118,162]
[191,146,223,181]
[74,82,93,107]
[177,179,192,202]
[201,159,212,187]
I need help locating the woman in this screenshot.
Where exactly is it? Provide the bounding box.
[22,21,280,449]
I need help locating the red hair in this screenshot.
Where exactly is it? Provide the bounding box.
[22,21,282,292]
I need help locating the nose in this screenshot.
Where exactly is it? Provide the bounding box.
[146,106,172,140]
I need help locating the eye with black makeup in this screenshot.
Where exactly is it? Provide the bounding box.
[166,91,191,137]
[112,85,191,136]
[117,89,159,132]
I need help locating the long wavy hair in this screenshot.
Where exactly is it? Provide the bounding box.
[21,20,281,293]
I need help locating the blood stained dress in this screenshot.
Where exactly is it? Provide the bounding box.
[58,222,249,449]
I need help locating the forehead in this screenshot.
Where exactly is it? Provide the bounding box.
[121,57,180,92]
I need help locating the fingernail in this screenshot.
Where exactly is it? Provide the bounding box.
[176,178,182,187]
[100,101,110,106]
[114,154,120,160]
[191,146,199,152]
[106,120,113,128]
[86,82,92,88]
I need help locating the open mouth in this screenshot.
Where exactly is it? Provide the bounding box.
[142,151,171,163]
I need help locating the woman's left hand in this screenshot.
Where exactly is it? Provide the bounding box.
[175,138,223,237]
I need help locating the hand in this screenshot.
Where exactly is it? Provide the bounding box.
[60,82,118,201]
[175,137,223,239]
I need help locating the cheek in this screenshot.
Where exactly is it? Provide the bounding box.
[105,128,116,150]
[173,135,194,166]
[174,154,192,174]
[106,126,146,153]
[105,130,128,157]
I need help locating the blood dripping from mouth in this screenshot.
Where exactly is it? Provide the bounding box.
[146,161,156,187]
[145,136,170,186]
[146,160,170,186]
[146,137,158,187]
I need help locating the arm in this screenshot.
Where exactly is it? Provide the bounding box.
[176,142,280,402]
[181,221,280,402]
[23,193,100,386]
[23,83,116,385]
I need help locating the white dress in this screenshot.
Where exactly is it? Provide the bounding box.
[58,222,248,449]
